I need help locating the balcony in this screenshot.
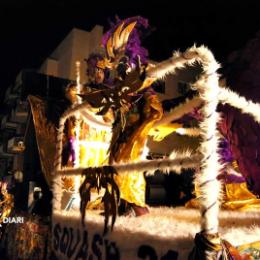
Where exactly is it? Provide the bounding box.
[7,137,25,153]
[1,115,19,130]
[10,101,28,123]
[0,144,14,158]
[4,85,19,105]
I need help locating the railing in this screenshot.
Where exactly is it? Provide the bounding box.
[52,46,260,258]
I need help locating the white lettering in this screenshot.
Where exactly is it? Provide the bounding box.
[2,217,24,224]
[17,217,24,223]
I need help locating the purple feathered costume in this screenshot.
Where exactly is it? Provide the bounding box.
[217,32,260,195]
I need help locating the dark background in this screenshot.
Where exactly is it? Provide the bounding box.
[1,0,260,102]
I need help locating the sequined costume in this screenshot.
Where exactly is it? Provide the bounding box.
[110,88,163,207]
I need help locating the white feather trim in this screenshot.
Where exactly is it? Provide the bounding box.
[219,87,260,123]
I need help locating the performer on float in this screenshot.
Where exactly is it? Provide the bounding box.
[81,16,164,216]
[103,17,164,216]
[62,66,115,210]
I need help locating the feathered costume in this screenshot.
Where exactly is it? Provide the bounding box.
[82,16,163,210]
[219,34,260,196]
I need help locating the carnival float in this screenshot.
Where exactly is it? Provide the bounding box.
[1,16,260,259]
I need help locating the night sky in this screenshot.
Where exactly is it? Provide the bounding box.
[1,0,260,102]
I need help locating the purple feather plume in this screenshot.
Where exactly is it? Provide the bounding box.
[102,16,149,66]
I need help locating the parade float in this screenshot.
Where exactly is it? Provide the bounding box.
[1,16,260,259]
[50,17,260,259]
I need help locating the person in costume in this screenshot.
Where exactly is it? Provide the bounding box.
[62,77,114,210]
[102,17,164,216]
[84,53,113,91]
[81,17,163,216]
[62,56,113,167]
[108,85,162,216]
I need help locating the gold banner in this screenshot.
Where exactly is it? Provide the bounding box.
[28,95,57,186]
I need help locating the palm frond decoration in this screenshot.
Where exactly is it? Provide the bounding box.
[79,166,120,235]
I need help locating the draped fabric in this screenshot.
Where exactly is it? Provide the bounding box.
[222,182,260,211]
[186,181,260,211]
